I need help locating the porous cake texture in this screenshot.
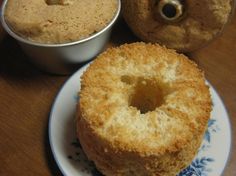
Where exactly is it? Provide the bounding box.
[77,43,212,176]
[4,0,117,44]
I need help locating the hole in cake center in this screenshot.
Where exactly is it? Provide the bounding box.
[162,3,177,18]
[129,78,164,114]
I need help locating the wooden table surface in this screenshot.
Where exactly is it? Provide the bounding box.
[0,14,236,176]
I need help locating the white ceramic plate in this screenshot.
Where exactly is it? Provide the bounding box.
[49,64,231,176]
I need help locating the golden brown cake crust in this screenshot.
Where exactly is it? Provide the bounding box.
[77,43,212,176]
[4,0,117,44]
[122,0,233,52]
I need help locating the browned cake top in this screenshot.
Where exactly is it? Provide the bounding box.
[79,43,212,155]
[4,0,117,44]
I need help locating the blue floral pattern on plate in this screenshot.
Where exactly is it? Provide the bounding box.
[178,119,218,176]
[68,119,219,176]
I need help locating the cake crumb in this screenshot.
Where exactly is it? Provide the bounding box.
[5,0,118,44]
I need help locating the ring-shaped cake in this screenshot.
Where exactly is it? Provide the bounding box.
[77,43,212,176]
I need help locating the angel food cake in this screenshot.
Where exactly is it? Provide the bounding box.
[77,43,212,176]
[4,0,118,44]
[122,0,233,52]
